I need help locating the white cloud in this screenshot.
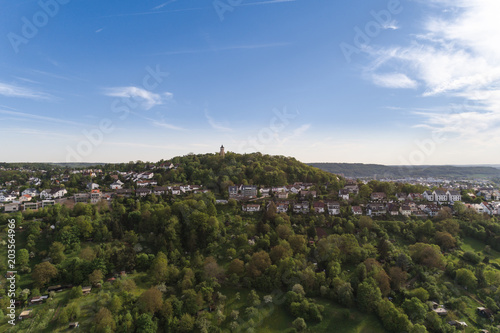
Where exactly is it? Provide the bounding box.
[364,0,500,142]
[371,73,418,89]
[205,110,232,132]
[381,20,399,30]
[0,82,52,100]
[104,86,173,110]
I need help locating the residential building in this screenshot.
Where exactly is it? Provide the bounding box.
[447,190,462,203]
[339,189,350,200]
[301,190,317,199]
[22,188,39,197]
[136,188,152,197]
[110,180,123,190]
[313,202,325,214]
[153,186,168,195]
[432,190,448,203]
[4,203,19,212]
[370,192,386,201]
[352,206,362,215]
[242,204,261,212]
[74,193,90,203]
[23,202,39,210]
[90,190,101,204]
[241,185,257,198]
[41,200,55,208]
[327,201,340,215]
[87,183,99,190]
[275,201,289,213]
[293,201,310,214]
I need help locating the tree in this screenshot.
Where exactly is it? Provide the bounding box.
[292,317,307,331]
[136,313,157,333]
[402,297,427,323]
[69,286,83,299]
[247,251,271,277]
[32,262,58,288]
[95,307,116,332]
[270,244,292,263]
[18,248,29,267]
[292,284,306,297]
[276,224,292,239]
[138,287,163,314]
[248,290,261,306]
[377,299,412,332]
[228,259,245,276]
[150,252,169,283]
[358,216,373,230]
[388,266,407,290]
[49,241,66,264]
[203,256,224,281]
[288,235,307,254]
[357,279,382,313]
[456,268,477,289]
[434,231,456,251]
[88,269,103,286]
[178,313,195,332]
[409,287,429,302]
[408,243,444,269]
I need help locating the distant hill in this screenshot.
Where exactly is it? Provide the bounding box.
[308,163,500,179]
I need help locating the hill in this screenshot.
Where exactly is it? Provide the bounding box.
[309,163,500,179]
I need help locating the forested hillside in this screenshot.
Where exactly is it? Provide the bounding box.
[0,154,499,333]
[309,163,500,179]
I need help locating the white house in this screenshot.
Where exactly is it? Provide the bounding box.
[432,190,448,203]
[87,183,99,190]
[22,188,39,197]
[447,190,462,203]
[243,204,261,213]
[110,180,123,190]
[140,172,154,180]
[0,193,16,202]
[327,202,340,215]
[423,191,434,201]
[338,189,350,200]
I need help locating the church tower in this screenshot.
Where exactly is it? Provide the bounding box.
[219,145,225,158]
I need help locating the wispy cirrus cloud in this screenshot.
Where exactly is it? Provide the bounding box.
[0,82,52,100]
[103,86,173,110]
[371,73,418,89]
[0,109,80,126]
[153,0,177,10]
[205,110,232,132]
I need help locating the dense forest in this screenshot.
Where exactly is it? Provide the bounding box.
[309,163,500,179]
[1,154,500,332]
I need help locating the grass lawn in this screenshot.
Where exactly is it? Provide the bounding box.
[220,287,387,333]
[461,237,500,264]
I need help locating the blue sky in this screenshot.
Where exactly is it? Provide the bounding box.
[1,0,499,164]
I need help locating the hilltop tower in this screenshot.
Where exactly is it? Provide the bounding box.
[219,145,225,158]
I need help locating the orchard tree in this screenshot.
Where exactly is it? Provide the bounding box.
[32,262,58,288]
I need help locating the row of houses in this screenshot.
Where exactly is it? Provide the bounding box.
[2,200,56,212]
[116,185,210,198]
[243,201,346,216]
[240,198,500,218]
[229,183,316,201]
[465,202,500,215]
